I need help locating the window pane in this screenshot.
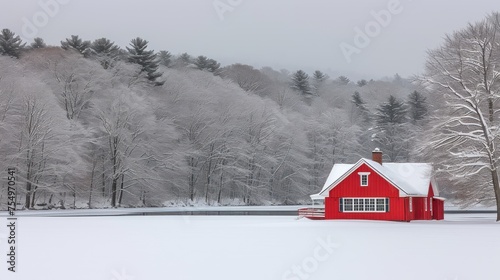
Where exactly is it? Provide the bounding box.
[345,199,353,211]
[367,199,375,211]
[361,175,368,186]
[376,199,385,211]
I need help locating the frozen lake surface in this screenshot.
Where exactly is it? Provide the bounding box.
[0,213,498,280]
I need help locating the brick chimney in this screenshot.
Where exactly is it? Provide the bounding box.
[372,148,383,165]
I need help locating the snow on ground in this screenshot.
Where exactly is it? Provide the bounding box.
[0,213,499,280]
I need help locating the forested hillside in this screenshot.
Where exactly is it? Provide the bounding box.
[0,33,428,209]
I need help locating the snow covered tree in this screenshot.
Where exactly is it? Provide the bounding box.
[90,38,120,69]
[158,50,172,67]
[221,64,271,95]
[407,90,428,125]
[351,91,371,123]
[357,79,368,87]
[178,52,192,66]
[61,35,90,57]
[337,76,350,85]
[421,12,500,220]
[312,70,327,83]
[312,70,328,95]
[126,37,164,86]
[0,29,25,58]
[373,95,410,162]
[194,56,221,74]
[291,70,312,96]
[30,37,47,49]
[376,95,407,125]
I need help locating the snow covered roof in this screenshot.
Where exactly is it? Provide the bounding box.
[311,158,438,199]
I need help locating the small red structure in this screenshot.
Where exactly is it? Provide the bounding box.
[299,149,444,221]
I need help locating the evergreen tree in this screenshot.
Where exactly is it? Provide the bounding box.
[90,38,120,69]
[207,59,221,74]
[337,76,350,85]
[311,70,328,95]
[126,37,164,86]
[291,70,312,96]
[179,53,191,65]
[373,95,411,162]
[194,55,209,69]
[351,91,370,123]
[194,56,221,74]
[30,37,47,49]
[407,90,428,124]
[357,79,367,87]
[312,70,327,83]
[61,35,91,57]
[158,50,172,67]
[0,29,26,58]
[376,95,407,125]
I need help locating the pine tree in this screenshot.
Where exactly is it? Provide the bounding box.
[194,56,221,74]
[30,37,47,49]
[90,38,120,69]
[0,29,26,58]
[407,90,428,124]
[194,55,209,69]
[337,76,350,85]
[376,95,407,125]
[158,50,172,67]
[351,91,370,123]
[126,37,164,86]
[61,35,91,57]
[374,95,411,162]
[179,53,191,65]
[207,59,221,74]
[311,70,328,95]
[312,70,327,83]
[357,79,367,87]
[291,70,312,96]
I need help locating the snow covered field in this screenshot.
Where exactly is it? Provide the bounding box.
[0,213,499,280]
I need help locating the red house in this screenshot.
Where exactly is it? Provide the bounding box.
[299,149,445,221]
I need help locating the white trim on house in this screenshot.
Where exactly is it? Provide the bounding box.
[340,197,389,213]
[358,172,371,186]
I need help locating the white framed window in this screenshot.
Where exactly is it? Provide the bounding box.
[409,197,413,212]
[340,198,388,212]
[430,198,433,213]
[424,198,427,211]
[358,172,370,186]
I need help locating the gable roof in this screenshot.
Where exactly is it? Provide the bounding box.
[310,158,438,200]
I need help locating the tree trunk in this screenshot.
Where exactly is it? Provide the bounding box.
[111,177,117,207]
[491,169,500,221]
[30,186,37,208]
[24,184,31,209]
[118,173,125,206]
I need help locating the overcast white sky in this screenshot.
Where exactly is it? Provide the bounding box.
[0,0,498,79]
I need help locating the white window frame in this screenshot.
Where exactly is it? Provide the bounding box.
[358,172,371,187]
[430,198,433,214]
[409,197,413,212]
[341,198,388,213]
[424,198,427,211]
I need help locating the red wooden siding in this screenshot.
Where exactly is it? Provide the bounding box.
[328,163,400,198]
[325,196,407,221]
[326,163,406,221]
[432,199,444,220]
[321,163,444,221]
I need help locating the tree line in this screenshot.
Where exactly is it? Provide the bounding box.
[4,21,495,214]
